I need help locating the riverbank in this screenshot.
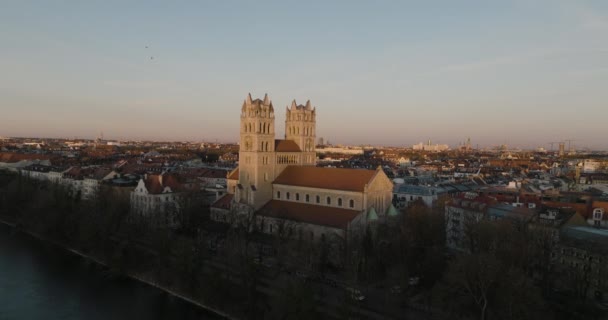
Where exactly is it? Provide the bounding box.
[0,215,235,320]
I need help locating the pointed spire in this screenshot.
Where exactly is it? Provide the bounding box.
[367,207,378,221]
[387,204,399,217]
[305,100,312,109]
[291,99,297,109]
[245,93,252,106]
[263,93,270,105]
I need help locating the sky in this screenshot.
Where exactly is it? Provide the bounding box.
[0,1,607,149]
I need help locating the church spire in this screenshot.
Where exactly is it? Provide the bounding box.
[263,93,270,105]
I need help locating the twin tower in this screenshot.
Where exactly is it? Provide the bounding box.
[237,93,317,209]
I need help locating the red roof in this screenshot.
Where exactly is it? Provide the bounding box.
[227,168,239,180]
[273,166,378,192]
[275,139,301,152]
[0,152,53,163]
[211,194,233,210]
[144,174,183,194]
[258,200,360,229]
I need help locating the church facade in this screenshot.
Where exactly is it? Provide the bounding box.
[211,94,396,244]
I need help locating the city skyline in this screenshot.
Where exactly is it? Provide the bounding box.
[1,1,608,149]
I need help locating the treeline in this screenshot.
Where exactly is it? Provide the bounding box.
[0,172,251,319]
[384,201,605,320]
[1,171,605,320]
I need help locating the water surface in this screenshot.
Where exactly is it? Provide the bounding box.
[0,224,220,320]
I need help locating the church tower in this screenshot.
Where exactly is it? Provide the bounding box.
[238,93,275,210]
[285,100,316,165]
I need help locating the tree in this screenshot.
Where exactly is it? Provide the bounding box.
[445,253,501,320]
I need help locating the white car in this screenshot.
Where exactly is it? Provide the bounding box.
[346,288,365,301]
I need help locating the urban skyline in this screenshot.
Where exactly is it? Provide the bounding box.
[1,1,607,148]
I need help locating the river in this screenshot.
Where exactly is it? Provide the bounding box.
[0,223,222,320]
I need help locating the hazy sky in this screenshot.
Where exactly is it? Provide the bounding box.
[1,1,607,149]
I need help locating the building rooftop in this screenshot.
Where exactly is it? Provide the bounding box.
[560,225,608,254]
[274,139,301,152]
[487,203,536,222]
[227,168,239,180]
[393,184,446,196]
[273,166,378,192]
[211,193,233,210]
[258,200,361,229]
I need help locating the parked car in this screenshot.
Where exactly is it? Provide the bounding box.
[346,287,366,301]
[408,277,420,286]
[295,270,309,280]
[390,285,402,294]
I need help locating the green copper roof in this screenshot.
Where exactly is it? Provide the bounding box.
[367,207,378,221]
[387,204,399,217]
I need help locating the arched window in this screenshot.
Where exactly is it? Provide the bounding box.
[277,191,281,199]
[316,195,320,204]
[349,199,354,208]
[338,198,343,207]
[286,192,290,200]
[296,193,300,201]
[326,197,331,205]
[305,194,310,202]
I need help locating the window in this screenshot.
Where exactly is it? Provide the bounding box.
[269,224,273,233]
[316,195,320,204]
[296,193,300,201]
[286,192,290,200]
[306,194,310,202]
[277,191,281,199]
[338,198,343,207]
[349,199,354,208]
[326,197,331,205]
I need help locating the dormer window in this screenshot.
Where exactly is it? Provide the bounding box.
[593,208,604,226]
[593,208,604,220]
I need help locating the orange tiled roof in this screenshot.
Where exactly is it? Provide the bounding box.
[258,200,360,229]
[273,166,377,192]
[211,194,233,209]
[0,152,53,163]
[227,168,239,180]
[144,174,183,194]
[275,140,301,152]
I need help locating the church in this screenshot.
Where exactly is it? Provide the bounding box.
[211,94,396,243]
